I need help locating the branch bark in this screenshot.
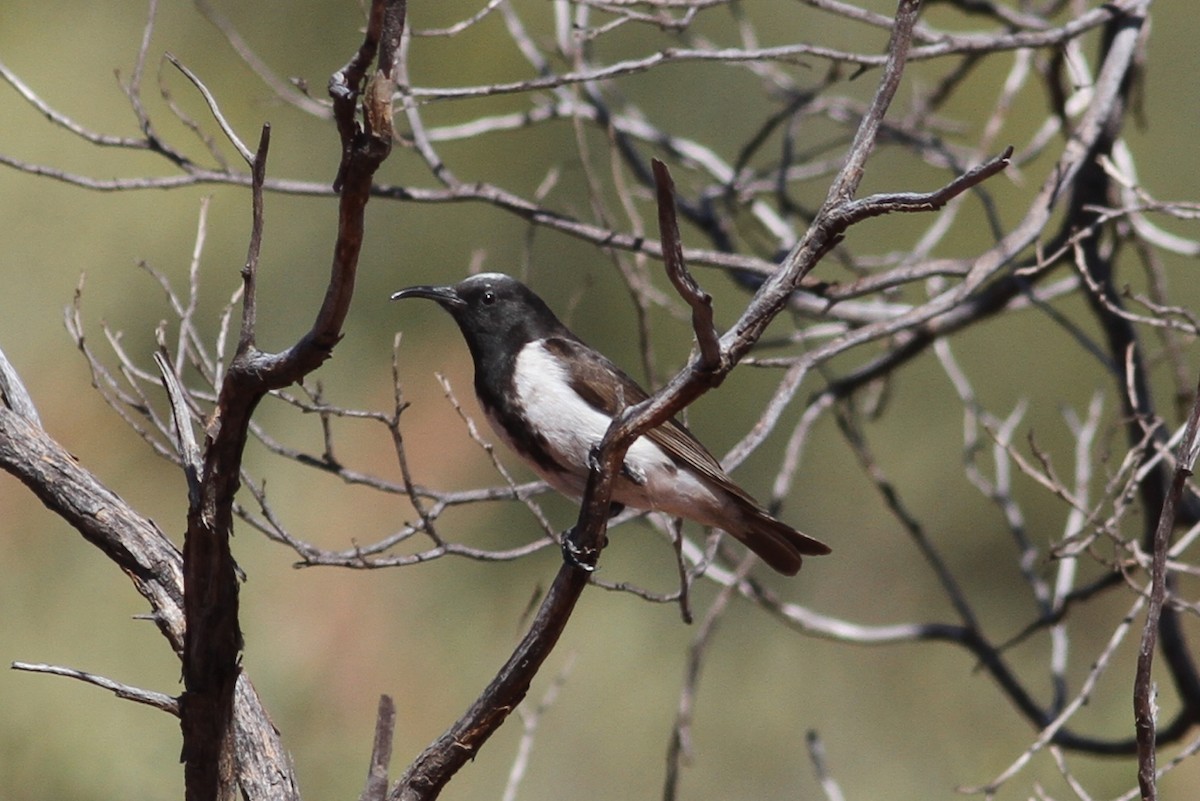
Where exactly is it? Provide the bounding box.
[1134,373,1200,800]
[176,3,404,798]
[1,2,405,799]
[0,400,300,800]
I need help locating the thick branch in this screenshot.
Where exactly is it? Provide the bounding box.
[0,346,41,425]
[175,3,404,799]
[0,403,299,800]
[394,565,589,801]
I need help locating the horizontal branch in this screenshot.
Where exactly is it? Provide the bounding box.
[11,661,179,715]
[400,1,1138,103]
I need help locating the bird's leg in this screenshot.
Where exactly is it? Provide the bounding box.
[587,444,646,486]
[566,445,632,571]
[561,506,615,572]
[561,530,600,572]
[586,443,604,474]
[621,461,647,486]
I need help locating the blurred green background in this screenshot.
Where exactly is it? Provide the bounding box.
[2,1,1198,799]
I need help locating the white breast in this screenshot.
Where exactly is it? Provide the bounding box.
[486,340,728,527]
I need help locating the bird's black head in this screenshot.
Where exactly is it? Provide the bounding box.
[390,273,568,365]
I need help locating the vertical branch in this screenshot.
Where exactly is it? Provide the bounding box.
[177,3,406,799]
[310,0,403,351]
[663,558,750,801]
[1134,373,1200,801]
[238,124,269,353]
[824,0,920,206]
[360,695,397,801]
[806,731,847,801]
[652,159,722,373]
[178,127,270,801]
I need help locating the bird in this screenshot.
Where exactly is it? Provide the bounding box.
[390,272,830,575]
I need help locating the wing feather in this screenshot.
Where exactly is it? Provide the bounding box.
[540,337,830,571]
[541,337,757,504]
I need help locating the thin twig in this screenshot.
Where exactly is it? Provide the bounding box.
[164,53,253,165]
[153,348,202,506]
[663,556,751,801]
[652,159,722,373]
[806,730,847,801]
[12,661,179,715]
[501,654,575,801]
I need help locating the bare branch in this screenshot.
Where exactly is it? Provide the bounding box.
[967,594,1146,794]
[393,564,590,801]
[11,661,179,715]
[192,0,331,118]
[663,556,750,800]
[0,346,40,424]
[0,399,299,800]
[653,159,721,373]
[1134,371,1200,800]
[501,655,575,801]
[358,695,396,801]
[806,730,847,801]
[1,0,1189,797]
[154,348,202,505]
[165,53,254,165]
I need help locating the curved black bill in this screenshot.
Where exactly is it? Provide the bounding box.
[389,285,465,308]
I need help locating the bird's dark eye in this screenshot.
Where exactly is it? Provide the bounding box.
[481,290,496,305]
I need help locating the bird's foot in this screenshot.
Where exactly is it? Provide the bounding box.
[561,531,600,573]
[587,444,603,474]
[586,445,646,486]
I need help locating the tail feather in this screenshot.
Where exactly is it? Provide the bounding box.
[728,505,830,577]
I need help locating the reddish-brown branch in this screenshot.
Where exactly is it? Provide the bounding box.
[176,3,405,799]
[652,159,722,373]
[394,565,589,800]
[178,126,268,801]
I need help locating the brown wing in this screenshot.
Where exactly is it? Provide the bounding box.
[541,337,757,505]
[542,336,831,570]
